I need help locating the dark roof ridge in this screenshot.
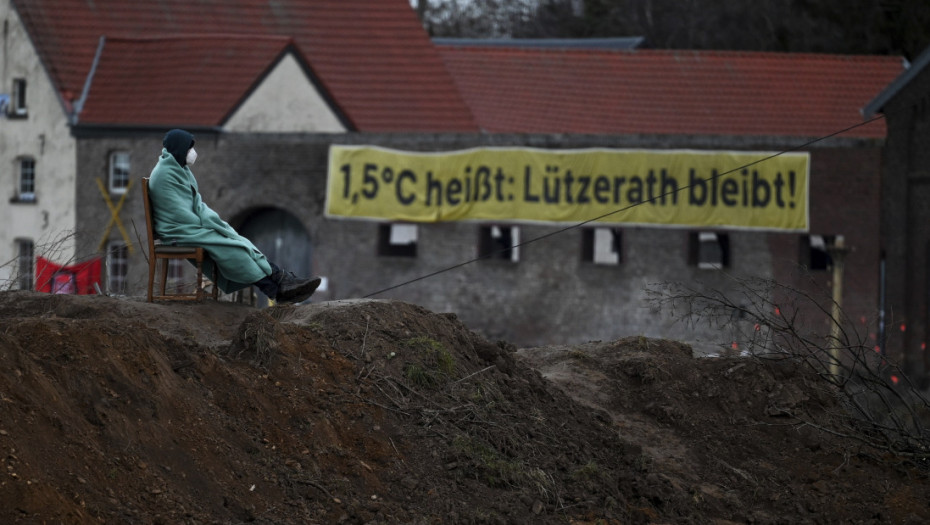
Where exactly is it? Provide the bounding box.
[639,48,907,60]
[103,33,295,43]
[432,36,643,50]
[441,45,904,62]
[624,48,905,60]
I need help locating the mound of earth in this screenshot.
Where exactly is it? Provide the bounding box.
[0,290,927,524]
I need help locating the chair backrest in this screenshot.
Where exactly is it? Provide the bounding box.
[141,177,157,256]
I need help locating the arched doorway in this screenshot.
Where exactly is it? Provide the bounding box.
[236,207,312,306]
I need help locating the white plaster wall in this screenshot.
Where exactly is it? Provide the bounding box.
[0,2,77,287]
[224,52,346,133]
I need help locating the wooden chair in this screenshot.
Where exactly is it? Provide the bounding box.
[142,177,218,302]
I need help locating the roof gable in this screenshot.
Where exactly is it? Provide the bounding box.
[864,44,930,117]
[77,36,310,128]
[438,46,906,138]
[224,52,347,133]
[13,0,478,132]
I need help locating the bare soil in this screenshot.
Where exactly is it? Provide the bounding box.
[0,290,927,524]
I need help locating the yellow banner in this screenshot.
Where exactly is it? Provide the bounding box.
[326,146,809,231]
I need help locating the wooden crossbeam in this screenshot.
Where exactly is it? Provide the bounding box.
[96,177,135,254]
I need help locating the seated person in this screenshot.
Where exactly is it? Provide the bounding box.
[148,129,320,304]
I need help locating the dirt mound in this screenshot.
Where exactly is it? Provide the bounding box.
[0,291,927,524]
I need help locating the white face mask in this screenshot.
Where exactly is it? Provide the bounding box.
[186,148,198,166]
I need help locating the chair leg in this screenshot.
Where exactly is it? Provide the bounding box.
[148,251,216,302]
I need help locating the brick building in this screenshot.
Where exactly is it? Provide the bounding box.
[2,0,906,352]
[865,44,930,381]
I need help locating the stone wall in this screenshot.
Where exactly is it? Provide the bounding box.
[75,130,884,351]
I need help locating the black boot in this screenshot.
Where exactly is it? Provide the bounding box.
[274,272,322,304]
[254,274,280,299]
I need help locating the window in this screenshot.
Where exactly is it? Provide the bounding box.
[16,239,34,290]
[800,234,834,271]
[109,151,131,193]
[106,242,129,295]
[377,223,418,257]
[582,227,622,265]
[690,231,729,269]
[168,259,184,292]
[17,157,35,202]
[10,78,27,117]
[479,225,520,262]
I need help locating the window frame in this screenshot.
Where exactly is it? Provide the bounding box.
[108,151,131,194]
[377,223,418,258]
[106,241,129,295]
[800,234,834,271]
[689,231,730,270]
[15,238,34,291]
[582,227,622,265]
[17,156,36,202]
[10,78,27,117]
[479,225,520,262]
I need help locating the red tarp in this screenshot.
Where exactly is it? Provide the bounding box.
[35,256,102,295]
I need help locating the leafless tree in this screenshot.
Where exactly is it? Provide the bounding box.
[414,0,930,59]
[650,276,930,465]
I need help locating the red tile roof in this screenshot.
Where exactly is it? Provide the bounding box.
[13,0,478,132]
[78,36,298,127]
[437,46,906,138]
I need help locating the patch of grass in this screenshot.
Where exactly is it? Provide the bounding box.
[404,335,443,350]
[468,383,492,403]
[568,349,589,360]
[633,453,654,473]
[404,363,433,388]
[572,460,600,481]
[452,435,554,496]
[570,460,607,493]
[435,347,455,375]
[401,336,456,388]
[452,435,521,487]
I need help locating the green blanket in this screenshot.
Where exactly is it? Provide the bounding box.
[148,149,271,293]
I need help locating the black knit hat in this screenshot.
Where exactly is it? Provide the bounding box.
[163,129,195,166]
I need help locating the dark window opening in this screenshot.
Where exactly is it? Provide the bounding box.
[378,223,418,257]
[11,78,27,116]
[16,239,34,290]
[582,227,622,265]
[689,231,729,269]
[801,234,834,271]
[106,242,128,295]
[479,225,519,262]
